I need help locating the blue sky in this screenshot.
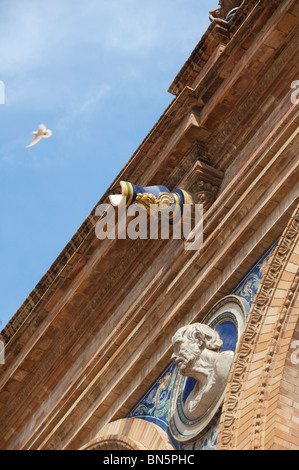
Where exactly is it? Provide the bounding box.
[0,0,213,328]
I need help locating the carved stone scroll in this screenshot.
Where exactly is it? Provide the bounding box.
[178,153,224,212]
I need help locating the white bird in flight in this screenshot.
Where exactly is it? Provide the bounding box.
[27,124,52,148]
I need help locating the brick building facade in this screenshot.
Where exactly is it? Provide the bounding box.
[0,0,298,450]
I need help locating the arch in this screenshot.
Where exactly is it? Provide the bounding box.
[266,309,299,450]
[217,204,299,450]
[81,418,175,451]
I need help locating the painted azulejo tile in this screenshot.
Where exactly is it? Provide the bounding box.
[127,240,278,449]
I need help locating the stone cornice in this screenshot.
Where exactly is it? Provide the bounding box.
[1,0,295,346]
[0,0,298,450]
[168,20,230,97]
[6,133,295,450]
[0,153,297,449]
[168,0,262,97]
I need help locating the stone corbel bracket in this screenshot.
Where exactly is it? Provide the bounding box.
[178,144,224,212]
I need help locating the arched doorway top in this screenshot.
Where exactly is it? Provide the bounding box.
[81,418,175,451]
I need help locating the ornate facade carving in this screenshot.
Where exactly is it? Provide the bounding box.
[218,205,299,450]
[172,323,234,420]
[0,0,297,451]
[178,145,224,211]
[252,267,299,450]
[206,29,299,166]
[209,0,243,21]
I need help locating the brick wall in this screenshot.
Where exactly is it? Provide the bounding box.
[81,418,175,451]
[218,206,299,450]
[271,296,299,449]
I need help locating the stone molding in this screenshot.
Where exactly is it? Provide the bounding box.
[81,418,175,451]
[178,145,224,211]
[1,0,296,345]
[217,204,299,449]
[0,0,297,451]
[251,270,299,450]
[169,0,262,96]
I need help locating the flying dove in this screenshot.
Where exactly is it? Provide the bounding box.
[26,124,52,148]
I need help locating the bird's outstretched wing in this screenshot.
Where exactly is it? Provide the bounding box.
[26,135,42,148]
[38,123,47,132]
[26,124,52,148]
[43,129,52,138]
